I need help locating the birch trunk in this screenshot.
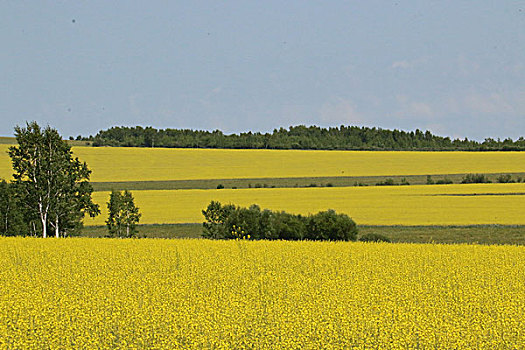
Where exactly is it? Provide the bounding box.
[55,216,59,238]
[41,216,47,238]
[4,202,9,233]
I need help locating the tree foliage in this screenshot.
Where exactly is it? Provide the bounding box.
[7,122,99,237]
[106,190,141,238]
[0,180,27,236]
[202,201,358,241]
[84,125,525,151]
[461,174,492,184]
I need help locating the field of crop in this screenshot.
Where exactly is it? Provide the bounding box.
[88,183,525,226]
[4,144,525,182]
[1,237,523,349]
[3,144,525,235]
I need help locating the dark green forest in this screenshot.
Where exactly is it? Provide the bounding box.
[80,125,525,151]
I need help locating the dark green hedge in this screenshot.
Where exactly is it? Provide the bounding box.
[202,201,358,241]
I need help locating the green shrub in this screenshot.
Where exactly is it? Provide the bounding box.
[268,211,307,240]
[461,174,491,184]
[305,209,358,241]
[359,233,391,243]
[496,174,514,183]
[376,178,396,186]
[202,201,357,241]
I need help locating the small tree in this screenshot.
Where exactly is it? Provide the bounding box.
[106,190,141,237]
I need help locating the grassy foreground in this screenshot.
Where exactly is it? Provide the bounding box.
[1,237,523,349]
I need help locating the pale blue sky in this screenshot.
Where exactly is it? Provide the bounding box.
[1,1,524,140]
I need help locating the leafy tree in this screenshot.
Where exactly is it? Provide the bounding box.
[224,204,265,239]
[201,201,235,239]
[305,209,358,241]
[8,122,100,237]
[268,211,306,240]
[0,180,27,236]
[202,201,357,241]
[106,190,141,237]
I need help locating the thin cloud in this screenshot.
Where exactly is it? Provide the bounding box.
[395,95,434,119]
[319,98,363,124]
[391,60,411,69]
[390,57,428,70]
[463,93,515,115]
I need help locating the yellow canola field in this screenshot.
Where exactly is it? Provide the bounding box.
[89,183,525,226]
[1,238,524,349]
[4,144,525,182]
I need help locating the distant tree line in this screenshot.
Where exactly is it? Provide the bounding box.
[202,201,358,241]
[81,125,525,151]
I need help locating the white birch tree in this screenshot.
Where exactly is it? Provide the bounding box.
[8,122,100,237]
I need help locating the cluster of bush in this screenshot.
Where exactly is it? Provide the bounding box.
[461,174,491,184]
[202,201,359,241]
[459,173,522,184]
[426,176,454,185]
[375,178,410,186]
[495,174,522,183]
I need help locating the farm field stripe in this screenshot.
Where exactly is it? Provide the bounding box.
[5,145,525,182]
[86,183,525,226]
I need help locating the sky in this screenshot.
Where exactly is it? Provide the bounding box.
[1,1,524,140]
